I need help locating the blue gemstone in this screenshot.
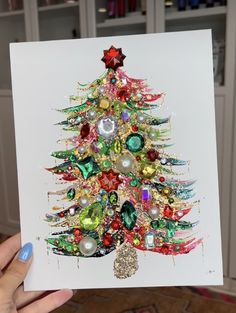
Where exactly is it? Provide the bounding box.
[121,110,130,122]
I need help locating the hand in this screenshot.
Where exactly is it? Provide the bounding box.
[0,233,73,313]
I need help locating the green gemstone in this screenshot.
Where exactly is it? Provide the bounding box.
[67,188,76,200]
[151,219,166,229]
[167,229,175,238]
[120,200,137,230]
[112,139,122,154]
[69,155,77,162]
[130,180,138,187]
[150,220,159,230]
[80,202,103,230]
[108,191,118,205]
[159,219,167,228]
[66,245,73,252]
[77,156,100,179]
[133,237,140,245]
[103,160,111,168]
[166,220,176,230]
[168,198,175,204]
[98,138,109,155]
[126,133,145,152]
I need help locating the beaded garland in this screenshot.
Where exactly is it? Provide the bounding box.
[46,46,201,279]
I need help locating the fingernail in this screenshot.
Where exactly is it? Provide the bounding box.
[18,242,33,262]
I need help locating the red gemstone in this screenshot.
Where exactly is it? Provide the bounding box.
[111,221,120,230]
[62,173,77,181]
[159,176,165,182]
[164,205,173,218]
[136,156,141,161]
[117,88,129,102]
[98,169,122,192]
[132,125,138,132]
[147,149,159,162]
[74,229,81,236]
[101,46,126,71]
[139,226,146,235]
[160,244,169,255]
[59,212,65,218]
[103,234,113,247]
[74,236,81,244]
[80,123,90,139]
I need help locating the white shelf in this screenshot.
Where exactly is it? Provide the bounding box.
[166,5,226,21]
[97,15,146,28]
[0,9,24,18]
[38,2,79,12]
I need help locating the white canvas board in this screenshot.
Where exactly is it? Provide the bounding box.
[10,30,223,291]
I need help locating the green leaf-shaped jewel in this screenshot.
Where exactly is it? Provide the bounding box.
[121,201,137,230]
[51,148,75,160]
[67,188,76,200]
[79,202,103,230]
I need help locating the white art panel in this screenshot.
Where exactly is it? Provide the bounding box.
[10,30,222,291]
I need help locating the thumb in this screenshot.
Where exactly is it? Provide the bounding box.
[0,242,33,295]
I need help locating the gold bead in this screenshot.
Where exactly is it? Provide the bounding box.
[93,90,99,98]
[99,98,110,109]
[162,187,172,196]
[141,165,156,178]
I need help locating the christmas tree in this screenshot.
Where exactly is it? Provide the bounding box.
[46,46,201,279]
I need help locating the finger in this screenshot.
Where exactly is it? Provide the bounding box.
[0,233,21,269]
[14,286,44,309]
[19,289,73,313]
[0,242,33,294]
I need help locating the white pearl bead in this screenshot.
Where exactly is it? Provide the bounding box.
[79,237,97,256]
[116,154,134,174]
[160,158,167,165]
[88,110,96,119]
[148,207,160,220]
[149,131,156,140]
[78,146,86,154]
[137,114,146,123]
[79,196,89,207]
[99,87,105,94]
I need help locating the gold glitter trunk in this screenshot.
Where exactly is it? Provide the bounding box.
[113,242,139,279]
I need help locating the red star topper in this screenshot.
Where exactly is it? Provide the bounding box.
[98,169,122,192]
[101,46,126,71]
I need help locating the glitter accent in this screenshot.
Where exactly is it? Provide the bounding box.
[113,242,139,279]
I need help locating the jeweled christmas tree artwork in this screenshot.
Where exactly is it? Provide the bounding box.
[46,46,201,279]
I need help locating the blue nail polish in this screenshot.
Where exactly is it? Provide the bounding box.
[18,243,33,262]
